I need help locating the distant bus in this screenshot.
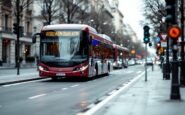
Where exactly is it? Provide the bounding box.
[33,24,113,80]
[113,44,129,69]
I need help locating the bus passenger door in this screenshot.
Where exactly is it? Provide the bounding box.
[88,36,95,77]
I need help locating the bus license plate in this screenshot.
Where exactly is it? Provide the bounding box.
[56,73,65,76]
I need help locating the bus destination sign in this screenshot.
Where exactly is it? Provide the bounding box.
[45,31,80,37]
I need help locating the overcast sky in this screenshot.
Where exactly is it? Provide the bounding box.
[118,0,145,40]
[118,0,156,56]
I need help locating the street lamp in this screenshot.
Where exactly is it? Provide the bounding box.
[103,22,107,25]
[101,22,108,33]
[90,19,94,26]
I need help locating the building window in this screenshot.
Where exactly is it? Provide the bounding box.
[27,21,30,34]
[4,14,8,31]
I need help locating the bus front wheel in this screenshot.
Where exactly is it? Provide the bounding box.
[51,76,58,81]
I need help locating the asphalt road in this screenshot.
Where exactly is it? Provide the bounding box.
[0,65,146,115]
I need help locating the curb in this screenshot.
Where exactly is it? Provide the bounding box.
[0,77,45,86]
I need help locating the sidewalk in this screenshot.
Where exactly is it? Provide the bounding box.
[94,65,185,115]
[0,67,41,85]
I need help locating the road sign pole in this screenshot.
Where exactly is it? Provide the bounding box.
[165,0,181,100]
[145,44,147,82]
[180,0,185,86]
[159,33,170,80]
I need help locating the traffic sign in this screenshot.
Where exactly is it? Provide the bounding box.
[155,37,160,42]
[159,47,164,53]
[161,42,167,47]
[159,33,167,41]
[168,26,181,38]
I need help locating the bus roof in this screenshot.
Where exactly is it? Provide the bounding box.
[113,44,129,52]
[98,34,112,42]
[41,24,98,34]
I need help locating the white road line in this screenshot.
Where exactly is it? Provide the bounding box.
[1,78,50,88]
[77,72,145,115]
[71,84,79,88]
[2,82,26,87]
[28,94,46,99]
[137,71,142,74]
[126,70,134,73]
[62,88,68,90]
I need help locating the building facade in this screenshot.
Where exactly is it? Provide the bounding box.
[0,0,140,67]
[0,1,34,67]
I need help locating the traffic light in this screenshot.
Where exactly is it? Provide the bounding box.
[143,25,150,44]
[13,23,18,34]
[149,42,152,47]
[165,0,176,24]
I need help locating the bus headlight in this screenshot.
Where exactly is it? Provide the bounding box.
[73,65,88,72]
[38,66,48,71]
[80,65,88,71]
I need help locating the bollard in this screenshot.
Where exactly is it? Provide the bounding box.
[152,64,154,71]
[180,60,185,86]
[163,63,166,79]
[170,61,181,100]
[165,62,171,80]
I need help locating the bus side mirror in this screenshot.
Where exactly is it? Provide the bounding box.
[32,34,36,43]
[32,33,41,43]
[89,36,92,45]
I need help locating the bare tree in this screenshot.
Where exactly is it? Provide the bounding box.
[88,5,114,35]
[38,0,61,25]
[61,0,89,23]
[142,0,166,33]
[37,0,89,24]
[75,3,91,24]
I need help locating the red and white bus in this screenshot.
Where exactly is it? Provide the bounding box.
[113,44,129,69]
[33,24,113,80]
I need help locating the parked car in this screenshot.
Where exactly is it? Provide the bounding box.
[146,58,153,66]
[128,59,135,66]
[136,59,143,64]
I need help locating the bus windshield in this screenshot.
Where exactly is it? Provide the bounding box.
[40,30,88,64]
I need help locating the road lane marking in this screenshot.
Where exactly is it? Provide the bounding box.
[126,70,134,73]
[2,82,26,87]
[137,71,142,74]
[77,71,145,115]
[28,94,46,99]
[71,84,79,88]
[1,78,50,87]
[62,88,68,90]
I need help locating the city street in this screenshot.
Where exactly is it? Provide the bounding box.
[0,0,185,115]
[0,65,145,115]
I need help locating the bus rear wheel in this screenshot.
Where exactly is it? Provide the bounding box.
[95,64,98,76]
